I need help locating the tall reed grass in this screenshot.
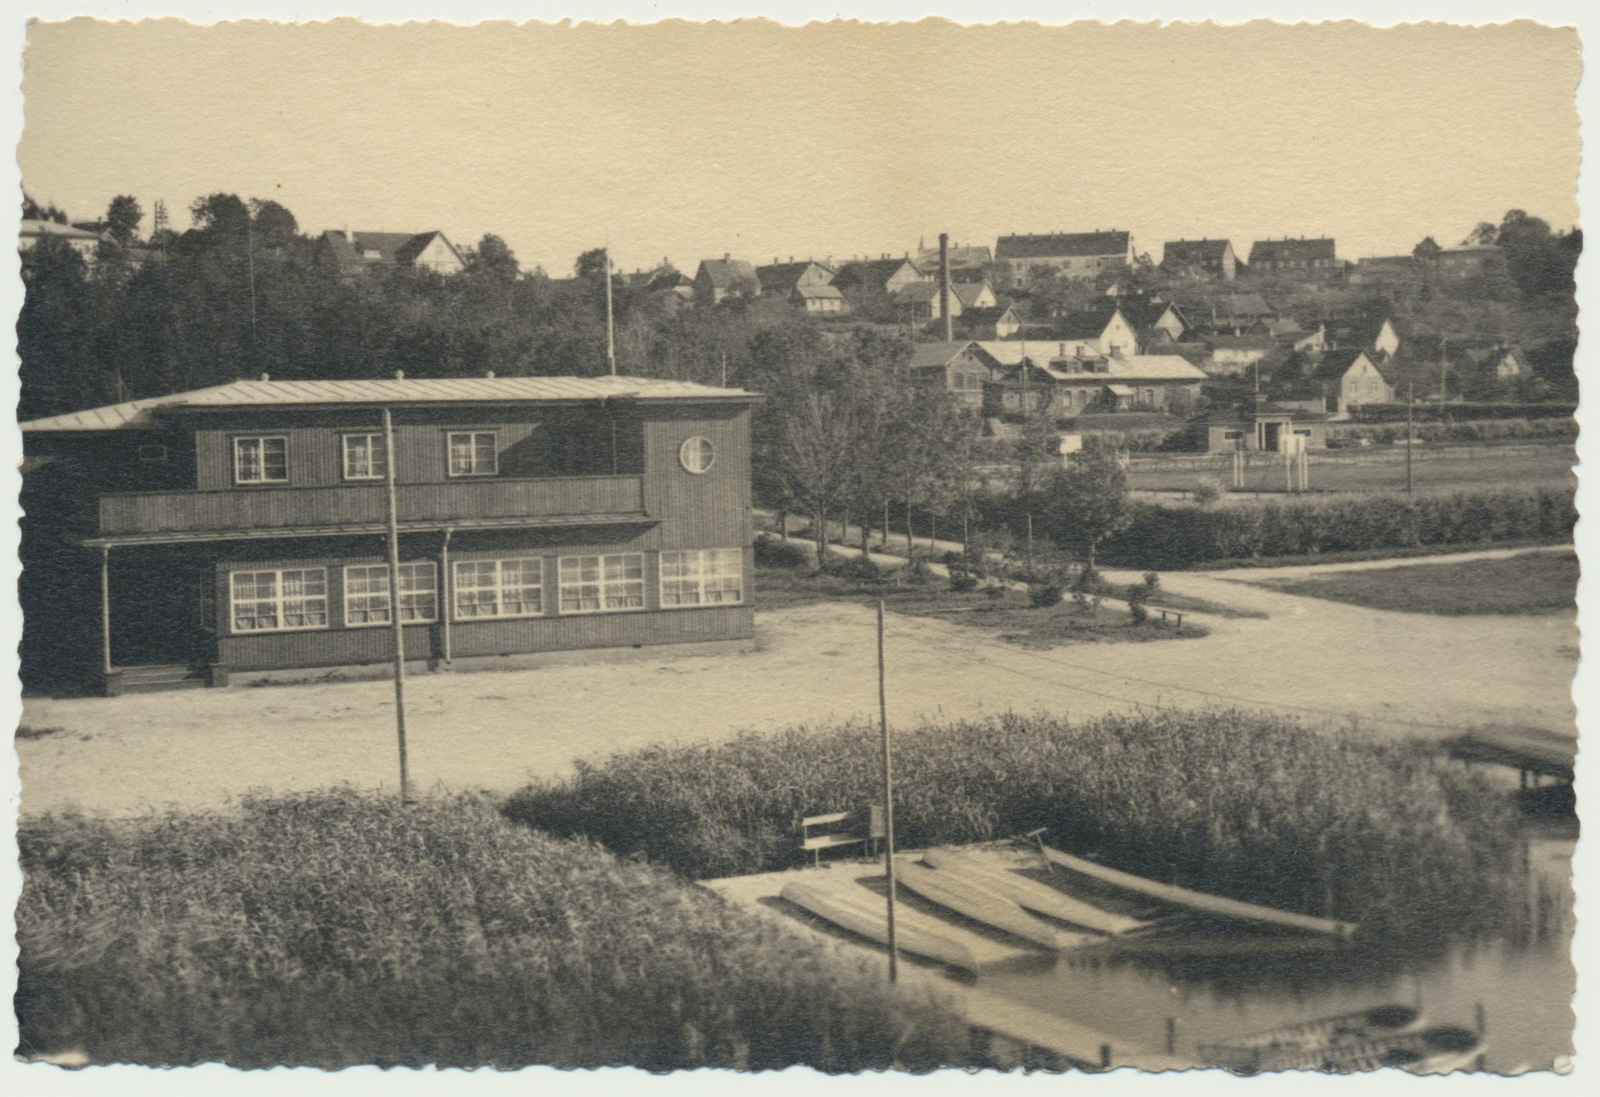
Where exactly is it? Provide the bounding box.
[505,710,1528,943]
[17,790,967,1069]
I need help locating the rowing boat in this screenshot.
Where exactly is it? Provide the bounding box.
[922,848,1150,936]
[893,858,1064,950]
[779,880,977,973]
[1031,841,1358,938]
[1198,1005,1425,1071]
[1225,1024,1484,1075]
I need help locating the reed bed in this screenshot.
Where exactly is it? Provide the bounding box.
[17,790,968,1069]
[505,710,1528,943]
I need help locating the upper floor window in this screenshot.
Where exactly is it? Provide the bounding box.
[448,431,498,477]
[343,433,388,480]
[234,436,288,484]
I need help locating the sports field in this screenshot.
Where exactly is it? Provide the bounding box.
[1126,443,1575,498]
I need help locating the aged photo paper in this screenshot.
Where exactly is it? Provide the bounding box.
[3,1,1592,1091]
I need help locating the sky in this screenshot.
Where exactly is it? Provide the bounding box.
[16,17,1581,278]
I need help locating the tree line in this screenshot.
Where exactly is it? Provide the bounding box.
[22,192,1135,575]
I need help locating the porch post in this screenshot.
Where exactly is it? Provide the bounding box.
[100,544,113,676]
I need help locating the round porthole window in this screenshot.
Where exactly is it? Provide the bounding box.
[679,436,715,474]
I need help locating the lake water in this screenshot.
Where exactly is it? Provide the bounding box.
[975,836,1574,1073]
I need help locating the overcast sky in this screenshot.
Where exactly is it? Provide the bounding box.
[18,19,1579,276]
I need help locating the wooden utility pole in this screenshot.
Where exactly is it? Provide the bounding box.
[383,408,412,803]
[604,247,617,376]
[1406,383,1415,496]
[878,600,898,983]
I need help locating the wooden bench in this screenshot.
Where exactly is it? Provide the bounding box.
[799,807,884,865]
[1157,609,1184,629]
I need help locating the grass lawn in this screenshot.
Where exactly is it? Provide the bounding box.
[1125,445,1576,498]
[1250,550,1578,615]
[755,566,1207,645]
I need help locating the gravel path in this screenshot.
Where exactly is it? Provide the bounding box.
[18,549,1577,818]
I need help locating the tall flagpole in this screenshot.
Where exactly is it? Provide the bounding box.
[383,407,412,803]
[878,600,898,983]
[604,247,617,376]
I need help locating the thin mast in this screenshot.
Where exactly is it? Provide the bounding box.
[605,247,617,376]
[383,407,412,803]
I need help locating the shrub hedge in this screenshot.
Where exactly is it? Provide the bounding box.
[504,709,1529,943]
[17,790,966,1069]
[1326,418,1576,446]
[1101,487,1574,569]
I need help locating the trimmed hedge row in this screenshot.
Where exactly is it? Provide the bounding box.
[1101,487,1575,569]
[1327,418,1576,446]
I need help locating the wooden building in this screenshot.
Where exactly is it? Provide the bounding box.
[20,376,760,694]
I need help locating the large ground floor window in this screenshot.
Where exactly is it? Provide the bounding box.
[344,563,438,625]
[453,558,542,619]
[558,553,645,613]
[660,548,744,607]
[230,568,329,632]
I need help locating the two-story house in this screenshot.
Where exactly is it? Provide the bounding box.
[994,231,1133,287]
[20,376,760,694]
[979,345,1207,418]
[693,257,762,305]
[1246,237,1339,273]
[1160,238,1239,280]
[755,260,844,315]
[833,257,927,320]
[1315,349,1395,415]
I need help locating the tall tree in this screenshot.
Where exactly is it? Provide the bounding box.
[1036,441,1132,573]
[105,195,143,245]
[469,233,520,281]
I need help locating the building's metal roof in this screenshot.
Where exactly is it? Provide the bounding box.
[22,376,758,433]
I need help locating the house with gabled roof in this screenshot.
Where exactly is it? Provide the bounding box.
[693,256,762,305]
[1161,238,1239,280]
[319,229,467,274]
[951,281,999,310]
[20,218,112,266]
[913,242,992,276]
[977,343,1206,418]
[1315,348,1395,415]
[994,230,1133,287]
[1039,304,1140,358]
[20,375,761,694]
[1246,237,1339,272]
[904,340,995,408]
[833,256,927,320]
[754,260,843,315]
[953,304,1023,341]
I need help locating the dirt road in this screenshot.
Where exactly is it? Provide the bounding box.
[18,550,1576,817]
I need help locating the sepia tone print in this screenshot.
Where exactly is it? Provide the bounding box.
[9,14,1582,1076]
